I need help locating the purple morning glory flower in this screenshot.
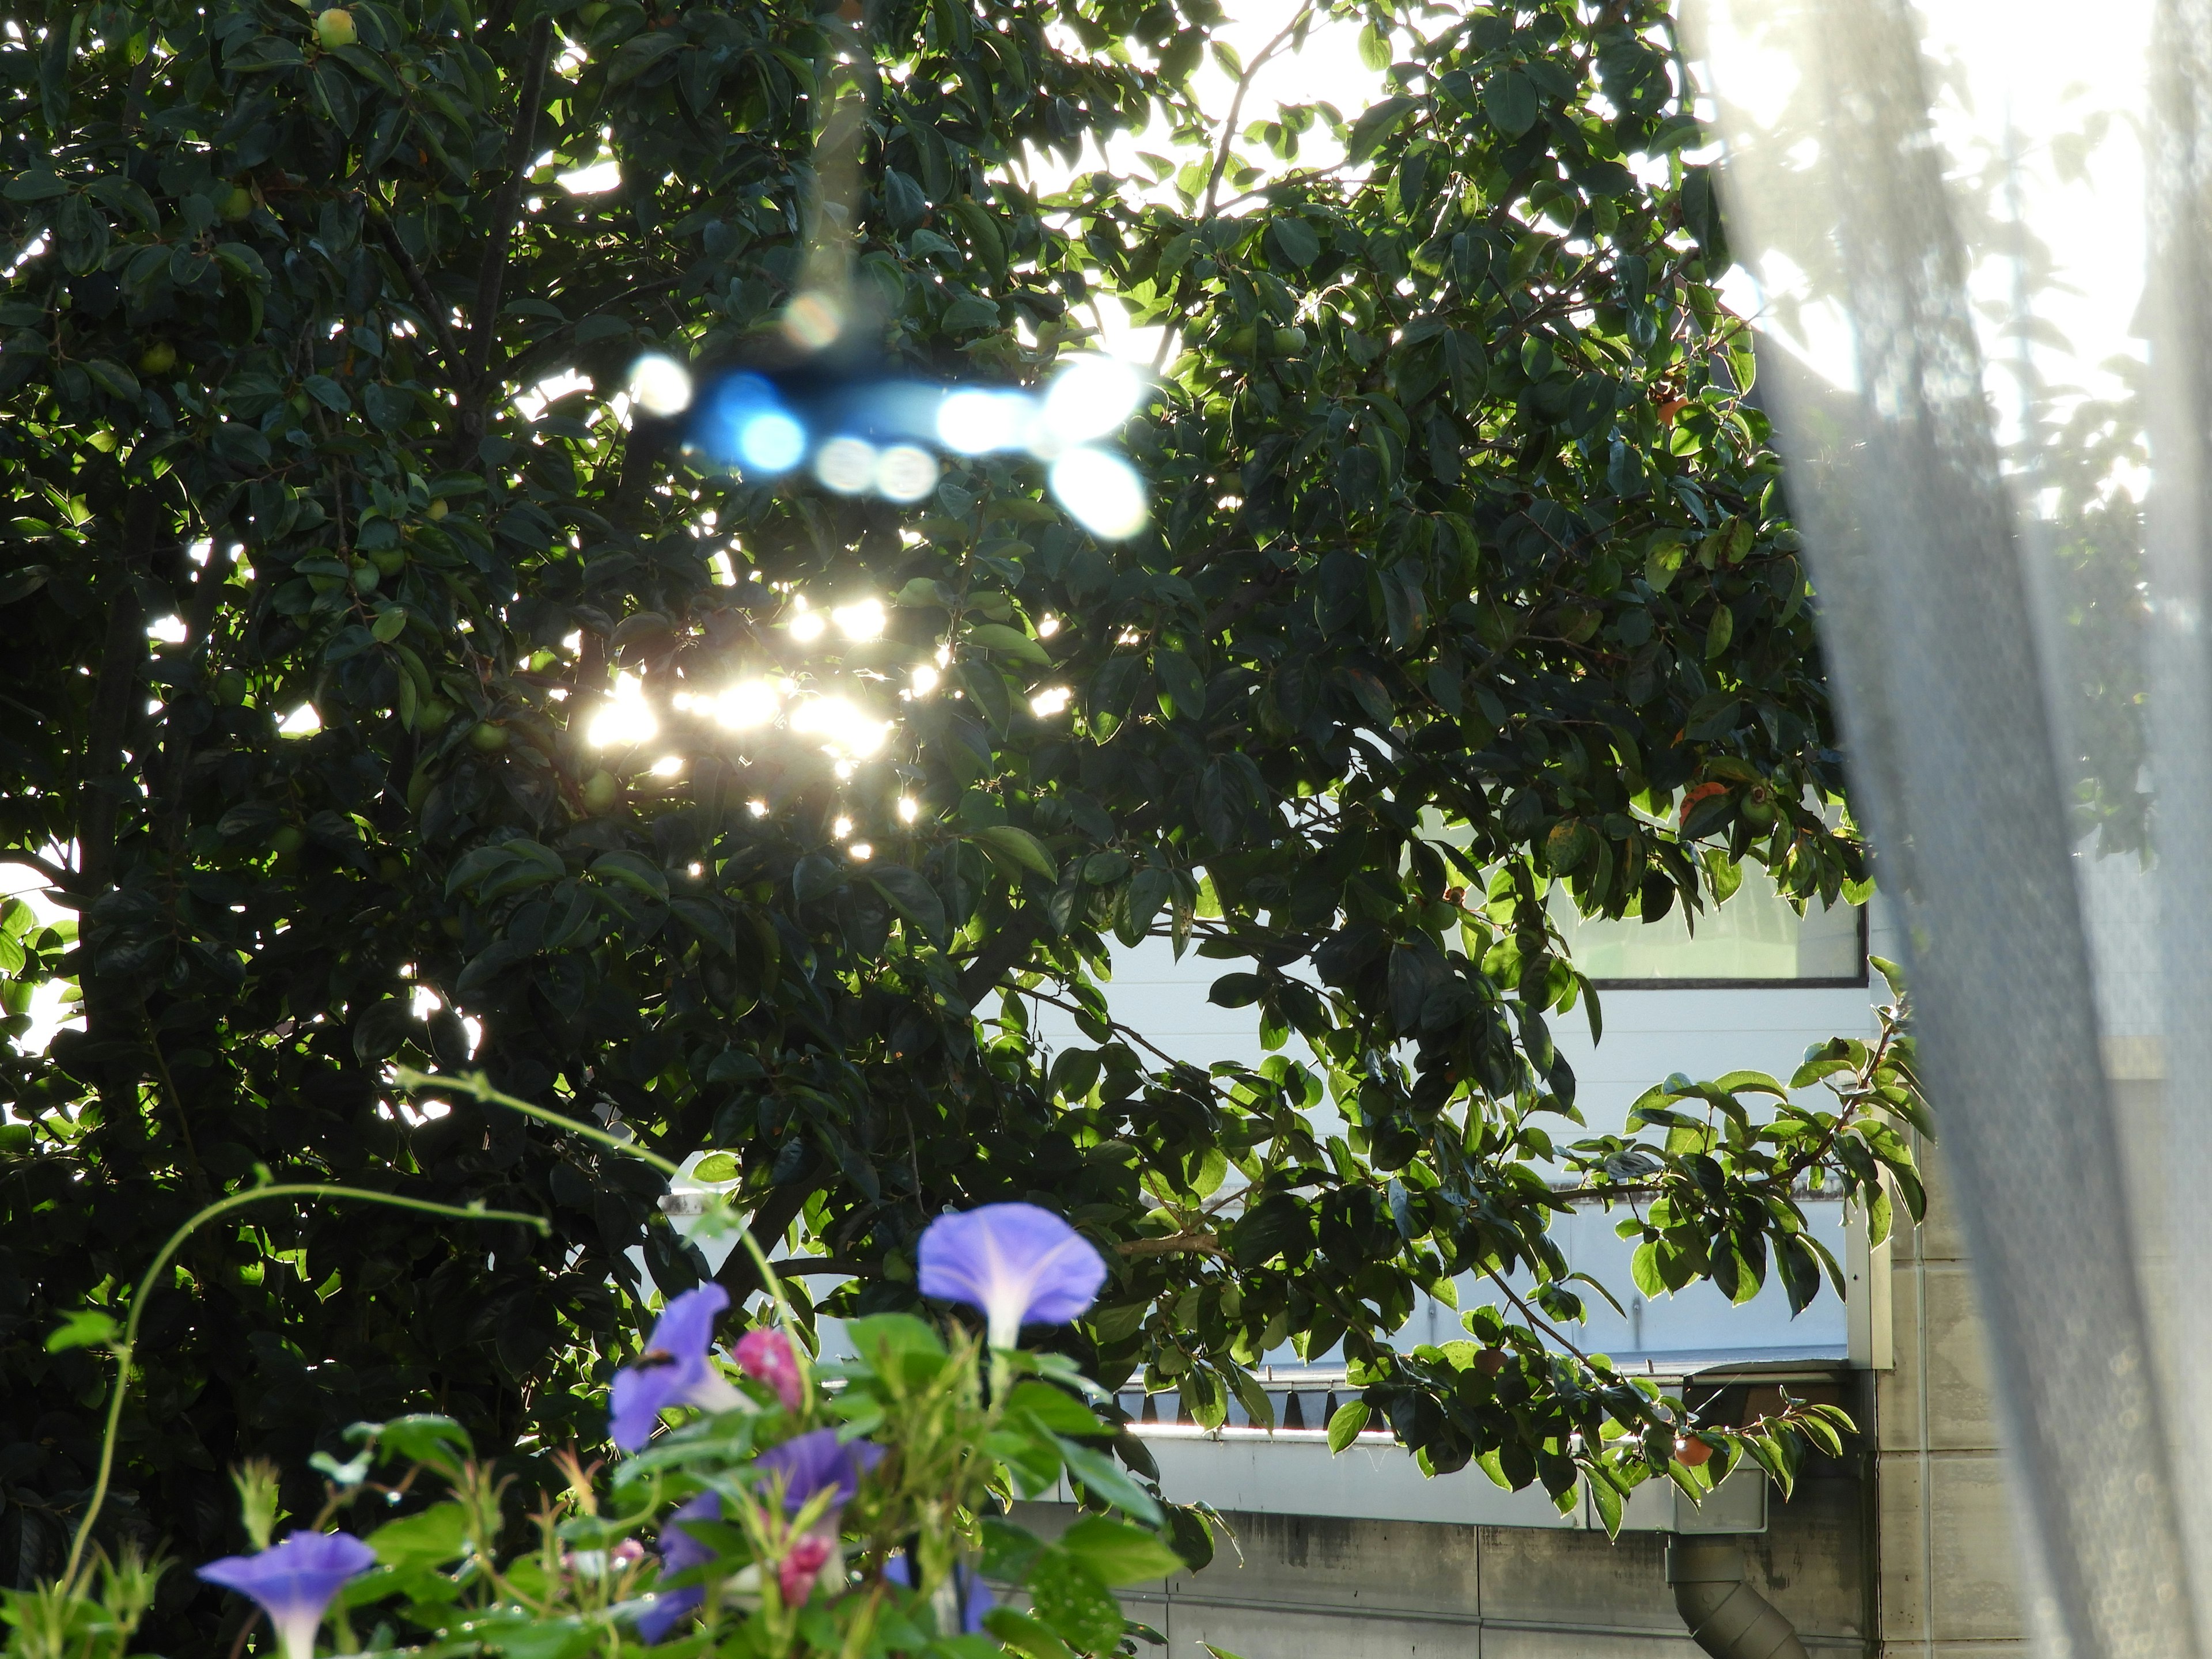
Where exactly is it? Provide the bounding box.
[885,1552,994,1634]
[634,1493,719,1643]
[752,1428,885,1516]
[197,1531,378,1659]
[917,1203,1108,1348]
[610,1283,744,1452]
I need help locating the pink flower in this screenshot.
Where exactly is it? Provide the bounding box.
[733,1328,804,1412]
[777,1533,836,1606]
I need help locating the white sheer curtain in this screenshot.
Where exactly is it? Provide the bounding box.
[1692,2,2211,1653]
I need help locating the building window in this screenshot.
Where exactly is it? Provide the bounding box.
[1548,862,1866,987]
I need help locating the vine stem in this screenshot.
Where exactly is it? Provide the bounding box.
[391,1069,805,1385]
[64,1184,549,1588]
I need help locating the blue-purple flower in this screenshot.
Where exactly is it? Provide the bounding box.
[634,1493,719,1643]
[197,1531,378,1659]
[885,1552,994,1634]
[916,1203,1108,1348]
[610,1283,745,1452]
[752,1428,885,1515]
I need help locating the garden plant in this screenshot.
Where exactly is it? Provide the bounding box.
[16,1194,1192,1659]
[0,0,1926,1643]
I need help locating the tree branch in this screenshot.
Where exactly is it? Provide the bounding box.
[368,202,464,381]
[456,16,554,463]
[80,491,155,895]
[956,913,1044,1007]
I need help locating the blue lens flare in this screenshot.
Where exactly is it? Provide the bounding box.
[738,410,806,473]
[694,373,808,475]
[673,356,1147,535]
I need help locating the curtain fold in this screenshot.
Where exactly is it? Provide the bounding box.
[1694,2,2199,1651]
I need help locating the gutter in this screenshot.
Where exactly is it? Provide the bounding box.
[1668,1536,1810,1659]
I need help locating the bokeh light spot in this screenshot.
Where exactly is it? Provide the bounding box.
[1042,355,1143,447]
[627,354,693,418]
[1050,447,1149,540]
[875,444,941,502]
[816,435,878,494]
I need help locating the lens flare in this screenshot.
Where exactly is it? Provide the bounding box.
[793,695,890,758]
[738,410,806,474]
[937,387,1035,454]
[1042,355,1143,447]
[586,672,658,748]
[627,354,693,418]
[815,436,877,494]
[909,663,941,696]
[789,609,828,644]
[831,598,886,641]
[874,444,940,502]
[897,797,919,823]
[1029,685,1073,717]
[1050,447,1149,540]
[714,680,781,730]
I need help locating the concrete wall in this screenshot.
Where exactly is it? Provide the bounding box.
[1017,1434,1873,1656]
[1875,1139,2029,1657]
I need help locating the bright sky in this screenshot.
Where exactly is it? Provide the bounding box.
[1698,0,2153,467]
[1022,1,1392,363]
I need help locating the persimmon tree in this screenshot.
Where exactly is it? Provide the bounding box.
[0,0,1911,1630]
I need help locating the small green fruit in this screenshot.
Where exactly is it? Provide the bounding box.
[351,562,380,594]
[468,720,509,752]
[1272,325,1308,354]
[138,341,176,375]
[407,766,434,812]
[581,770,619,813]
[306,573,342,596]
[377,856,405,881]
[215,669,249,705]
[1222,324,1259,357]
[270,825,305,855]
[427,498,449,521]
[368,546,407,576]
[219,185,254,224]
[440,916,464,938]
[416,699,454,733]
[578,1,608,20]
[313,6,357,48]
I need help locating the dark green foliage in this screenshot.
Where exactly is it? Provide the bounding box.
[0,0,1904,1638]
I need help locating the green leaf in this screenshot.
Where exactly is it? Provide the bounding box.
[982,1609,1075,1659]
[81,358,139,402]
[869,865,948,945]
[370,1502,469,1570]
[1347,95,1419,162]
[1054,1436,1162,1524]
[1484,70,1539,137]
[691,1152,738,1181]
[1326,1399,1370,1452]
[972,825,1057,880]
[358,1414,474,1474]
[590,850,669,901]
[1267,214,1320,268]
[47,1309,119,1352]
[967,622,1052,665]
[1008,1381,1105,1437]
[1027,1548,1123,1653]
[1057,1516,1183,1587]
[4,169,66,201]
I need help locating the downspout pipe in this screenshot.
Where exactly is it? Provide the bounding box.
[1668,1535,1810,1659]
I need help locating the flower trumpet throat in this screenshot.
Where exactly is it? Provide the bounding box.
[916,1202,1108,1349]
[196,1532,377,1659]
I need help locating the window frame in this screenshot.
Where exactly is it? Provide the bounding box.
[1578,903,1869,991]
